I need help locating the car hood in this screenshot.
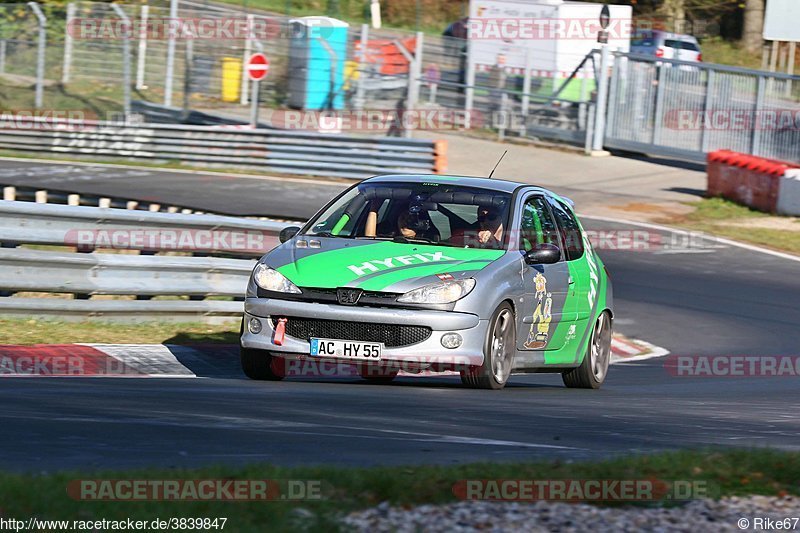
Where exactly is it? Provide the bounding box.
[268,239,504,292]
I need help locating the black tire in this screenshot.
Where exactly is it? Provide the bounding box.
[460,302,516,390]
[562,311,612,389]
[240,346,285,380]
[359,365,399,384]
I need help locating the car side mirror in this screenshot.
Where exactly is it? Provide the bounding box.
[279,226,301,243]
[524,243,561,265]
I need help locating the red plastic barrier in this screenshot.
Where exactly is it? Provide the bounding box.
[707,151,799,213]
[354,37,417,75]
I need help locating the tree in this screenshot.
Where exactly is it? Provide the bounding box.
[742,0,765,54]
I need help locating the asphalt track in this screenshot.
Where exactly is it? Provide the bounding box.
[1,162,799,472]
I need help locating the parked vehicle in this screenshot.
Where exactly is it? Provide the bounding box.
[631,30,702,63]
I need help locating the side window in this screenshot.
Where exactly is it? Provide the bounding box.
[519,196,560,253]
[548,200,584,261]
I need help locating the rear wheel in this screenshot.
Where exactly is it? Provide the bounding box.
[461,302,516,390]
[562,311,612,389]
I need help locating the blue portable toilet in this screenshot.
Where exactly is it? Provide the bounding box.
[288,17,349,110]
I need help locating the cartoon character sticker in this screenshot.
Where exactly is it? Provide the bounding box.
[524,272,552,349]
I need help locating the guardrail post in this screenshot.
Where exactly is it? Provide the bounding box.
[751,75,766,157]
[110,4,132,121]
[0,40,5,74]
[62,3,76,84]
[164,0,178,106]
[27,2,46,109]
[136,5,149,90]
[590,43,610,153]
[353,24,369,110]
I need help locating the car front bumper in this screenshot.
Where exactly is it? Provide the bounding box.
[241,297,487,368]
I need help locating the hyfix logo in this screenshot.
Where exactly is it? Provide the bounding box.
[347,252,454,277]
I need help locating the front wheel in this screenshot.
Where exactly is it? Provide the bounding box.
[240,347,285,381]
[461,302,516,390]
[562,311,612,389]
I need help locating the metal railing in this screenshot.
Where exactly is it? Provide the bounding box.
[605,52,800,163]
[0,200,293,321]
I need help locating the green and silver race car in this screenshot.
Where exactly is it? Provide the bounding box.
[240,175,613,390]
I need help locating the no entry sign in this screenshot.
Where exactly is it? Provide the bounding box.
[246,53,270,81]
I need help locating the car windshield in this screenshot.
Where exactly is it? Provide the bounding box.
[303,181,513,249]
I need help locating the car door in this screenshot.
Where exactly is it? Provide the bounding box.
[514,194,572,352]
[547,198,598,329]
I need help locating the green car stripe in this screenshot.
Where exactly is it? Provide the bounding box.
[277,241,503,289]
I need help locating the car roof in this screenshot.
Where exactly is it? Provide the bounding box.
[364,174,545,195]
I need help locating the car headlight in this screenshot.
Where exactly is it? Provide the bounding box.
[397,279,476,304]
[252,264,301,294]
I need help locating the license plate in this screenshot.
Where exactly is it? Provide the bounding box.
[309,338,382,360]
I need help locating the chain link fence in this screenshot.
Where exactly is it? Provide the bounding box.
[0,1,797,164]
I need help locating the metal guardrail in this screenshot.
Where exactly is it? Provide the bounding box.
[0,201,294,321]
[0,200,287,255]
[0,117,447,179]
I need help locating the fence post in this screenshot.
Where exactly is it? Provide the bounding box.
[651,63,666,145]
[604,51,620,141]
[136,5,149,90]
[700,69,715,154]
[751,75,766,157]
[590,43,610,153]
[110,4,132,121]
[240,14,254,105]
[62,3,75,84]
[183,35,194,112]
[0,40,5,75]
[464,37,475,130]
[27,2,46,109]
[404,31,423,139]
[786,42,796,98]
[353,24,369,110]
[521,48,532,117]
[164,0,178,106]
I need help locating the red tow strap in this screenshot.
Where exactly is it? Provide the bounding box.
[273,318,287,346]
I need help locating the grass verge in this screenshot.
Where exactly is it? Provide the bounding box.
[661,197,800,256]
[0,449,797,532]
[0,318,239,345]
